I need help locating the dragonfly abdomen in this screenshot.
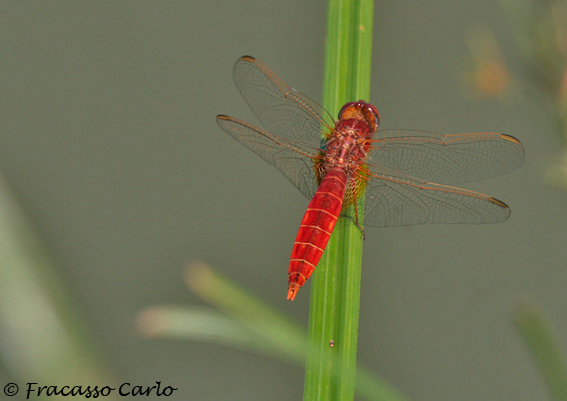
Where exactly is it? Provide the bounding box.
[287,168,348,300]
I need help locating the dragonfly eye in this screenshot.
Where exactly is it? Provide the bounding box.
[338,101,380,130]
[366,103,380,126]
[337,101,358,119]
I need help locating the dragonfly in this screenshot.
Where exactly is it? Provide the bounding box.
[216,56,524,301]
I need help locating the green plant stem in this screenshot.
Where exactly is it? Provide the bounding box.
[304,1,374,400]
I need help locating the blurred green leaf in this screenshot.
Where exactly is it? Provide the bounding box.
[514,303,567,401]
[139,262,408,401]
[0,178,115,399]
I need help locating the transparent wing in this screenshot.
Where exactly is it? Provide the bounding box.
[232,56,335,144]
[217,115,321,199]
[360,169,511,227]
[222,57,523,227]
[367,130,524,184]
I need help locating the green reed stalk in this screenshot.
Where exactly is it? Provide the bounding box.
[303,1,374,400]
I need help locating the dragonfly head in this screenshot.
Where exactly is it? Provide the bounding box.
[338,101,380,134]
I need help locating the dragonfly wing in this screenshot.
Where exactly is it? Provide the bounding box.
[368,130,524,184]
[232,56,335,144]
[217,115,320,200]
[360,170,511,227]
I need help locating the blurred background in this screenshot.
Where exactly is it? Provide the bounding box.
[0,1,565,400]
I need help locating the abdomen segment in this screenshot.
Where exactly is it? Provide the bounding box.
[287,168,347,300]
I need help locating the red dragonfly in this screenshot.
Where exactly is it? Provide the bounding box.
[217,56,524,301]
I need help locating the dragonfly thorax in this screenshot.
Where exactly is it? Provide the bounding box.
[323,119,372,172]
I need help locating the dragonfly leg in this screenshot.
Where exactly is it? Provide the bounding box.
[353,194,366,241]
